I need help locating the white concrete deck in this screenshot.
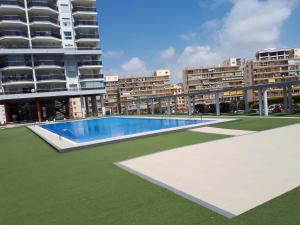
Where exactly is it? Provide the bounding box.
[190,127,256,136]
[117,123,300,218]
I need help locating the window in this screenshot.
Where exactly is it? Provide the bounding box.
[60,4,70,13]
[62,18,71,27]
[64,32,72,40]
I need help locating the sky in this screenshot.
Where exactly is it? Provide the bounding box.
[97,0,300,82]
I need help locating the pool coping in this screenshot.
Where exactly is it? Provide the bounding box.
[28,116,238,152]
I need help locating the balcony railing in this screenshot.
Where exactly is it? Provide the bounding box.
[36,74,66,81]
[76,34,99,39]
[78,60,102,67]
[27,1,58,11]
[34,60,64,67]
[2,75,34,83]
[74,20,98,26]
[0,0,25,7]
[0,15,26,23]
[0,60,32,68]
[73,6,97,13]
[79,74,103,79]
[30,16,59,25]
[0,31,28,38]
[31,31,61,39]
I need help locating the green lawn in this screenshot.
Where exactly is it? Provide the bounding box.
[213,117,300,131]
[0,118,300,225]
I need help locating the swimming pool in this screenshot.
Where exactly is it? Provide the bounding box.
[29,117,233,151]
[41,117,211,143]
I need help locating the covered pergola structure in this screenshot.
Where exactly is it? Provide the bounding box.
[121,81,300,117]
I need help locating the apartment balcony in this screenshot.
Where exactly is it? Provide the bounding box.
[78,60,102,69]
[0,60,32,71]
[75,33,99,44]
[72,6,97,17]
[1,75,34,86]
[0,30,28,42]
[0,15,27,28]
[34,60,64,70]
[0,1,25,13]
[31,31,61,44]
[30,16,59,28]
[27,1,58,15]
[36,74,66,83]
[79,74,104,80]
[36,85,67,93]
[74,20,98,28]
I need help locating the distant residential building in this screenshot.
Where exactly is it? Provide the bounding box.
[245,48,300,100]
[104,76,120,114]
[105,70,172,114]
[170,84,186,113]
[183,58,244,104]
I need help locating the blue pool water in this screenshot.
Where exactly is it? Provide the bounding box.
[41,117,210,143]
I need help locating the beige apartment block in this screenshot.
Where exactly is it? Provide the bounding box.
[105,70,172,114]
[170,84,186,113]
[245,48,300,101]
[104,76,120,115]
[183,58,244,105]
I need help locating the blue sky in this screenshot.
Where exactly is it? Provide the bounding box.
[97,0,300,82]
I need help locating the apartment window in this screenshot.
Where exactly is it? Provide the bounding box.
[64,32,72,40]
[60,4,70,13]
[62,18,71,27]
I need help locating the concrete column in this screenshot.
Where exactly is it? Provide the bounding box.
[258,89,263,116]
[151,99,154,115]
[215,93,220,116]
[80,96,86,118]
[167,97,171,115]
[159,98,163,114]
[85,96,90,117]
[91,96,98,117]
[263,90,269,117]
[243,90,249,113]
[125,102,129,115]
[4,103,11,123]
[192,96,195,114]
[288,86,293,113]
[36,100,42,122]
[137,97,141,115]
[188,96,192,116]
[100,95,105,116]
[174,96,178,114]
[283,86,288,113]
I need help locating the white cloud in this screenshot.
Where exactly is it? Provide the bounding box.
[159,46,175,60]
[169,0,297,82]
[179,32,198,41]
[202,18,222,29]
[104,50,124,58]
[121,57,147,74]
[218,0,296,56]
[177,45,222,68]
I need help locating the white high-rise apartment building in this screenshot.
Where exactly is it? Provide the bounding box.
[0,0,105,124]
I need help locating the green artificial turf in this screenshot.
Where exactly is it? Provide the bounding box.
[213,117,300,131]
[0,118,300,225]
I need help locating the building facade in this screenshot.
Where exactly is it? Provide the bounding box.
[170,84,186,113]
[105,70,172,114]
[0,0,105,123]
[104,75,120,115]
[245,48,300,101]
[183,58,244,105]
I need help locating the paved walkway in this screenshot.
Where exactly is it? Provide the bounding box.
[117,124,300,218]
[190,127,255,136]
